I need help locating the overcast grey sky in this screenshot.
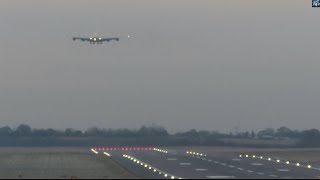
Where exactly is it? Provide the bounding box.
[0,0,319,133]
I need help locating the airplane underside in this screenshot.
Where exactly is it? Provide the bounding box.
[89,41,103,44]
[73,37,120,44]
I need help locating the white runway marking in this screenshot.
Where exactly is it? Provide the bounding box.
[277,169,290,172]
[202,158,206,160]
[167,158,177,161]
[206,176,235,179]
[232,159,241,161]
[228,165,235,168]
[251,163,263,166]
[258,172,265,175]
[221,163,226,166]
[179,163,191,166]
[247,170,254,173]
[208,160,212,162]
[237,168,244,171]
[214,161,218,163]
[195,168,208,171]
[269,175,278,177]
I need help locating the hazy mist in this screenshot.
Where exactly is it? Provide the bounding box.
[0,0,319,133]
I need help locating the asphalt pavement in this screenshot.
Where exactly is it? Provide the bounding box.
[93,148,320,179]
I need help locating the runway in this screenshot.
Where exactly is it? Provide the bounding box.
[93,148,320,179]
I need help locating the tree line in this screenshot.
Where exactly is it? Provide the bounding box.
[0,124,320,147]
[0,124,170,138]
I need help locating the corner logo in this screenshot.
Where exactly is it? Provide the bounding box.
[313,0,320,7]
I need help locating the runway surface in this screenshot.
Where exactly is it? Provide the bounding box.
[93,148,320,179]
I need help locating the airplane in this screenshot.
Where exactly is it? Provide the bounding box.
[73,34,130,44]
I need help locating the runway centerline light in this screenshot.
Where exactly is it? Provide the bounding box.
[297,163,300,166]
[308,165,312,168]
[286,161,290,164]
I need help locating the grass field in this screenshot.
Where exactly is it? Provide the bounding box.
[0,147,137,179]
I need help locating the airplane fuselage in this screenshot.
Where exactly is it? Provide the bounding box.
[73,36,120,44]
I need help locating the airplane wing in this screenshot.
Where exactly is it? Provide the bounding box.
[100,38,119,42]
[73,37,91,41]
